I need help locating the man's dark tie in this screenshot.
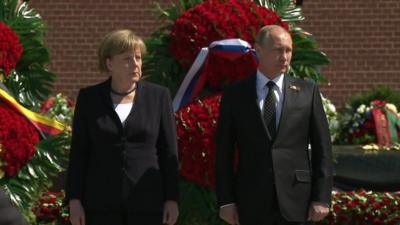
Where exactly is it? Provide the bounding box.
[263,81,276,140]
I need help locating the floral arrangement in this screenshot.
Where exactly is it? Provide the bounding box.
[169,0,288,69]
[40,93,75,128]
[321,95,340,143]
[146,0,329,97]
[168,0,287,91]
[202,47,259,91]
[32,191,69,225]
[0,22,23,76]
[0,1,70,221]
[338,100,400,148]
[176,94,222,188]
[0,102,40,178]
[317,190,400,225]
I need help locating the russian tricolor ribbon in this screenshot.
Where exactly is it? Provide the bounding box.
[173,39,255,112]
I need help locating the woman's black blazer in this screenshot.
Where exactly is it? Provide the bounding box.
[65,78,179,213]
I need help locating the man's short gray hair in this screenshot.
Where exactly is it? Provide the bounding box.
[255,25,289,46]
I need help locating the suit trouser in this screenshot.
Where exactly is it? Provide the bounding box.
[85,211,163,225]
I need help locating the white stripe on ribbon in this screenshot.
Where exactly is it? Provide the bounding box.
[173,48,208,112]
[172,39,252,112]
[209,38,251,48]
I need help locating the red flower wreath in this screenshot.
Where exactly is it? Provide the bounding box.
[0,102,40,177]
[32,191,69,224]
[0,22,24,76]
[176,94,222,188]
[169,0,288,68]
[175,93,239,188]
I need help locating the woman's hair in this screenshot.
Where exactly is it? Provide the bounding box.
[98,29,147,72]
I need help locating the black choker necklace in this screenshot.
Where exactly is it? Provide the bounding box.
[111,85,137,96]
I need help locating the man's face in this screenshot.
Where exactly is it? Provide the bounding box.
[255,29,293,77]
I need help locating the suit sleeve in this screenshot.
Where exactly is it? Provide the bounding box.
[215,88,236,207]
[309,84,333,205]
[65,89,90,203]
[157,88,179,202]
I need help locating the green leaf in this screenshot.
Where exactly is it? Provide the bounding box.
[5,65,55,107]
[8,0,18,21]
[0,1,5,21]
[17,38,50,67]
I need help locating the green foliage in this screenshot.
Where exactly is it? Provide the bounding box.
[289,30,330,82]
[0,133,70,224]
[1,0,55,110]
[255,0,304,23]
[347,86,400,111]
[336,86,400,145]
[143,0,204,95]
[143,30,185,96]
[0,1,70,223]
[177,180,227,225]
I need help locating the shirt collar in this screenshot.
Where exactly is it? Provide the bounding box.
[256,70,284,92]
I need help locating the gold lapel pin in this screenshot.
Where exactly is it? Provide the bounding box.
[289,85,300,91]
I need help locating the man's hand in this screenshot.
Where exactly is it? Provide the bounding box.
[307,202,330,222]
[219,204,240,225]
[69,199,85,225]
[163,200,179,225]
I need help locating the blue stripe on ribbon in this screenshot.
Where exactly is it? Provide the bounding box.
[179,66,204,109]
[210,45,251,53]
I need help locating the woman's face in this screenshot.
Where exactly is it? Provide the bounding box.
[106,47,142,83]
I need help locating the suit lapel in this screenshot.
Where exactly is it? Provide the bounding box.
[98,78,128,131]
[275,75,298,144]
[123,80,143,127]
[244,74,273,141]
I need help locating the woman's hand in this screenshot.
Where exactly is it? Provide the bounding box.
[162,200,179,225]
[69,199,85,225]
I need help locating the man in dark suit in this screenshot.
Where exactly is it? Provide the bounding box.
[215,25,333,225]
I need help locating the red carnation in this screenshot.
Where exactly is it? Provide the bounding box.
[333,203,342,213]
[371,100,386,107]
[176,94,223,188]
[40,98,55,113]
[373,217,383,225]
[338,214,349,223]
[372,202,382,210]
[0,102,40,177]
[0,22,24,76]
[347,199,358,209]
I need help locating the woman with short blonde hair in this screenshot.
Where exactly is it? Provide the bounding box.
[66,29,179,225]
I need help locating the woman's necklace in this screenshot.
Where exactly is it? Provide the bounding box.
[111,84,137,96]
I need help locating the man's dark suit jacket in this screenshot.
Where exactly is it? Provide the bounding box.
[65,78,179,213]
[215,74,333,224]
[0,188,28,225]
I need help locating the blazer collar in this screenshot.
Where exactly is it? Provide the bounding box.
[98,77,145,130]
[99,77,145,108]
